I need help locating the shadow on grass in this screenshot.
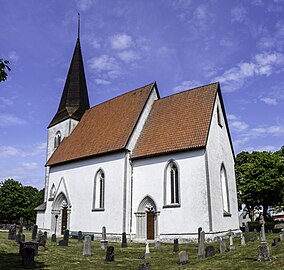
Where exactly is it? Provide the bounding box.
[0,251,46,269]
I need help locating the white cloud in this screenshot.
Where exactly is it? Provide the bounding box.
[0,113,26,127]
[0,143,46,159]
[95,78,111,85]
[173,80,201,93]
[227,114,249,131]
[8,51,19,62]
[88,55,119,72]
[0,146,21,157]
[117,50,139,63]
[75,0,93,11]
[243,145,277,152]
[0,97,13,108]
[260,97,277,105]
[214,52,284,92]
[110,34,133,50]
[231,6,247,23]
[19,162,38,170]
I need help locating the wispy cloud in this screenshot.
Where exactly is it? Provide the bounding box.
[8,51,19,62]
[110,33,133,50]
[0,97,13,108]
[214,52,284,92]
[260,97,278,105]
[19,162,39,170]
[95,78,111,85]
[117,50,139,63]
[75,0,93,11]
[227,114,249,131]
[231,6,247,23]
[242,145,277,152]
[0,143,46,159]
[0,113,26,127]
[173,80,201,93]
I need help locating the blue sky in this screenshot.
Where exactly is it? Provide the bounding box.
[1,0,284,189]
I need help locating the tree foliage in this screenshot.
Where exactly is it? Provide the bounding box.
[0,59,11,82]
[0,179,44,224]
[236,147,284,219]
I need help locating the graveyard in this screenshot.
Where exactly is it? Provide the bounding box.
[0,229,284,269]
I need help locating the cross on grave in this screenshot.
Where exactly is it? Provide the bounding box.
[258,214,271,262]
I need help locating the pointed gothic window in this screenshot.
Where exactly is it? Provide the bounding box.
[54,131,61,149]
[49,184,56,201]
[164,161,180,207]
[221,164,230,215]
[92,169,105,211]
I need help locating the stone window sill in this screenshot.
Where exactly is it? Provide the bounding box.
[163,204,181,209]
[92,208,105,212]
[223,211,231,217]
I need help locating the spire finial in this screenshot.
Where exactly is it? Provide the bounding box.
[78,13,80,40]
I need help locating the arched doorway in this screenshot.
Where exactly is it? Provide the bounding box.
[135,196,159,241]
[51,192,70,235]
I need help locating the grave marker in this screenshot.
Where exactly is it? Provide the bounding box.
[245,223,250,243]
[121,232,127,248]
[258,214,271,262]
[83,235,92,256]
[106,246,115,261]
[78,231,83,242]
[219,238,227,253]
[177,250,189,265]
[31,225,38,241]
[100,226,108,249]
[145,242,150,259]
[173,238,179,253]
[197,231,205,259]
[205,246,215,257]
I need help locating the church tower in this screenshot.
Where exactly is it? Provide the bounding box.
[44,16,90,200]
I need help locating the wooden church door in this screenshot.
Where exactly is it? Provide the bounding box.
[147,211,155,240]
[61,207,68,234]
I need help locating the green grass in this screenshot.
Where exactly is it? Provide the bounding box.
[0,231,284,269]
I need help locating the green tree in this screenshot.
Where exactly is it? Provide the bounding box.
[0,59,11,82]
[236,148,284,220]
[0,179,28,223]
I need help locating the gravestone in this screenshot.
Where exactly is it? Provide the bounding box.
[38,233,47,247]
[83,235,92,256]
[240,233,246,246]
[177,250,188,265]
[51,234,56,243]
[20,242,39,256]
[173,238,179,253]
[138,262,150,270]
[198,227,202,243]
[197,231,205,259]
[145,242,150,259]
[78,231,83,242]
[258,214,271,262]
[19,218,24,234]
[280,229,284,241]
[254,229,258,241]
[16,233,25,244]
[8,224,16,240]
[100,226,108,249]
[205,245,215,257]
[228,231,235,250]
[59,229,69,246]
[121,232,127,248]
[154,240,161,249]
[245,223,250,243]
[106,246,115,261]
[31,225,38,240]
[36,230,43,242]
[219,238,227,253]
[21,247,35,268]
[272,238,279,246]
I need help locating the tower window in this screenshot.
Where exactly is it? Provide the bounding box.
[221,164,230,215]
[54,131,61,149]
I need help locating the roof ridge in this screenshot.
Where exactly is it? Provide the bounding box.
[157,81,219,101]
[89,82,155,109]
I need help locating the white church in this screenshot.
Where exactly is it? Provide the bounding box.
[35,32,240,242]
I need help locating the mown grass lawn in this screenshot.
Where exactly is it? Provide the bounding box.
[0,231,284,269]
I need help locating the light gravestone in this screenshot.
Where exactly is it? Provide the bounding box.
[19,218,24,234]
[228,231,235,250]
[198,227,202,243]
[154,240,161,249]
[173,238,179,253]
[31,225,38,241]
[219,238,227,253]
[100,226,108,249]
[177,250,189,265]
[280,229,284,241]
[106,246,115,261]
[145,242,150,259]
[197,231,205,260]
[83,235,92,256]
[245,223,250,243]
[205,246,215,257]
[254,229,258,241]
[240,233,246,246]
[258,214,271,262]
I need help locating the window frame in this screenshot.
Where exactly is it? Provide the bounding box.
[92,169,105,211]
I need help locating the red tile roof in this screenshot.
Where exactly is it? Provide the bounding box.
[46,82,155,166]
[132,83,219,159]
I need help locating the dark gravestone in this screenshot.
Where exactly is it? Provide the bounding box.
[177,250,189,265]
[272,238,279,246]
[138,262,150,270]
[154,240,161,249]
[173,238,179,253]
[20,242,39,256]
[78,231,83,242]
[219,238,227,253]
[16,233,25,244]
[121,232,127,248]
[254,229,258,241]
[21,247,35,268]
[205,246,215,257]
[8,224,16,240]
[106,246,115,261]
[198,227,202,243]
[31,225,38,240]
[59,229,69,246]
[245,223,250,243]
[51,234,56,243]
[38,233,47,247]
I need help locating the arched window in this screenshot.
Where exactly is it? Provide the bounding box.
[92,169,105,210]
[217,106,222,127]
[54,131,61,149]
[164,161,180,207]
[49,184,56,200]
[220,164,230,214]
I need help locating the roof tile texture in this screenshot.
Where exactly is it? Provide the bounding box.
[132,83,218,158]
[47,83,154,166]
